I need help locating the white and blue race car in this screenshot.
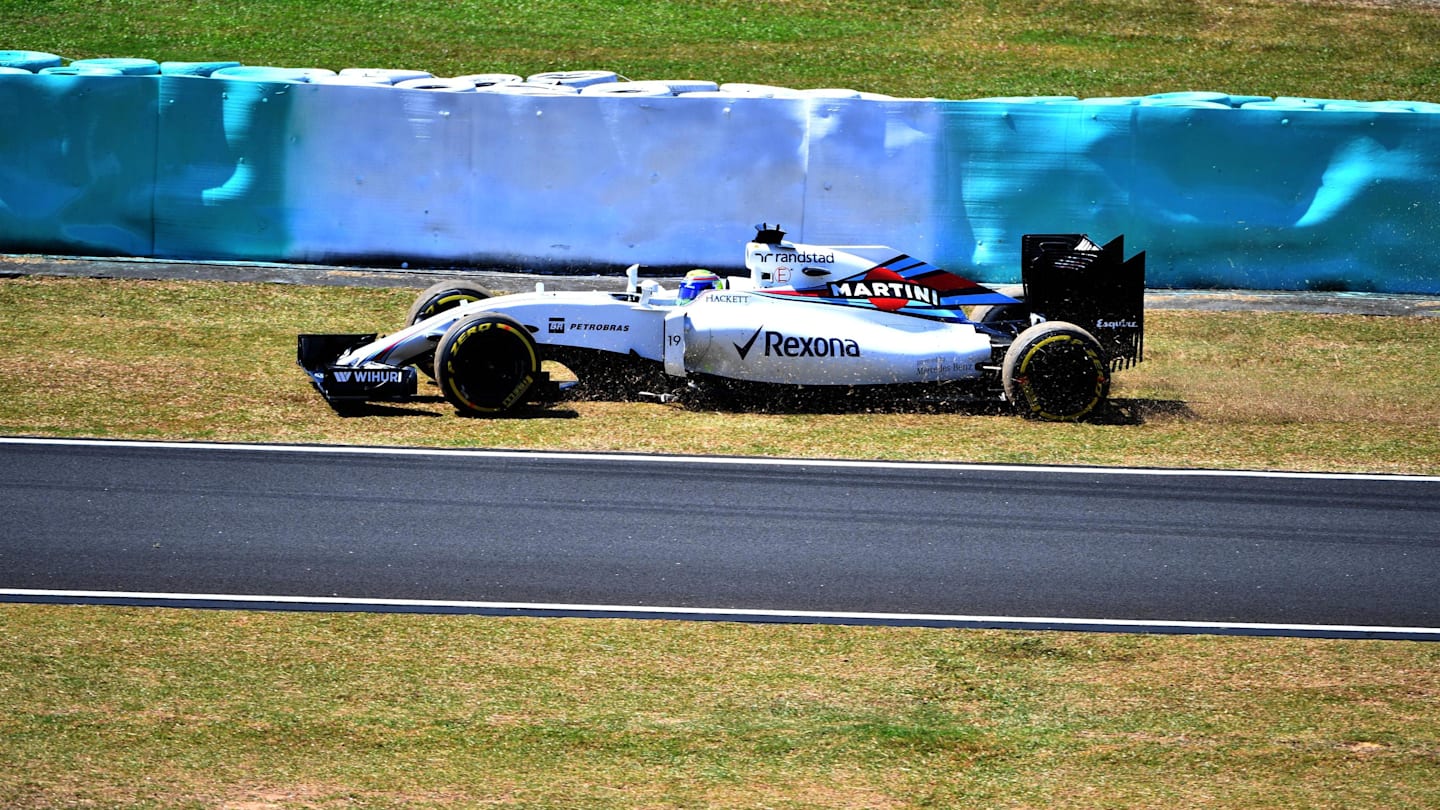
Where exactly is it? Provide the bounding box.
[299,226,1145,421]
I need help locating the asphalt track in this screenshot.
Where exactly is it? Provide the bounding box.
[3,437,1438,640]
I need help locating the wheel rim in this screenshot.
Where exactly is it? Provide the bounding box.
[1013,333,1108,420]
[440,319,538,412]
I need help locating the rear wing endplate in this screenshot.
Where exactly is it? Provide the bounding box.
[1021,234,1146,370]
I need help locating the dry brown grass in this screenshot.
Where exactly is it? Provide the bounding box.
[3,606,1438,808]
[2,277,1438,474]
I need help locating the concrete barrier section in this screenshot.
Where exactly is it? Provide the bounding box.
[1,67,1438,293]
[0,73,157,256]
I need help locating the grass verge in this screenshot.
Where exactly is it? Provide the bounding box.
[3,606,1439,809]
[1,276,1436,474]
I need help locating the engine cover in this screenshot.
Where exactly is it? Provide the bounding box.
[681,292,992,385]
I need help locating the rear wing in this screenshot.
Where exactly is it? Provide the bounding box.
[1021,234,1146,370]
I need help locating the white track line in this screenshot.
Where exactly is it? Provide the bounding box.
[4,436,1438,482]
[3,588,1437,640]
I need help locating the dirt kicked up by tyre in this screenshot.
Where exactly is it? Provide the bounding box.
[298,227,1145,421]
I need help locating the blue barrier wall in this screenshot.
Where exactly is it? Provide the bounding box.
[1,68,1438,293]
[0,74,157,256]
[927,100,1440,292]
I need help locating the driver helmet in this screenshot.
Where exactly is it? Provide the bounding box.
[677,269,723,303]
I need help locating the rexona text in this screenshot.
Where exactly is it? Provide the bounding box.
[764,331,861,358]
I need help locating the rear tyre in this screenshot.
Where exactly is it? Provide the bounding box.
[407,280,493,326]
[1002,321,1109,421]
[433,313,540,415]
[968,285,1028,327]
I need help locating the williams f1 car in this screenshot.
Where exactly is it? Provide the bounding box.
[298,226,1145,421]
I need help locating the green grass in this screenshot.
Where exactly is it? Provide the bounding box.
[5,0,1440,102]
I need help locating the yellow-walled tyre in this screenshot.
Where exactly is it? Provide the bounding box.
[434,313,539,415]
[1002,321,1109,421]
[406,280,493,326]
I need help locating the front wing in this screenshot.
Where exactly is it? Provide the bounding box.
[297,333,418,404]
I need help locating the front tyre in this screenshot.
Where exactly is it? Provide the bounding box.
[1002,321,1109,421]
[406,280,493,326]
[407,280,495,379]
[434,313,540,415]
